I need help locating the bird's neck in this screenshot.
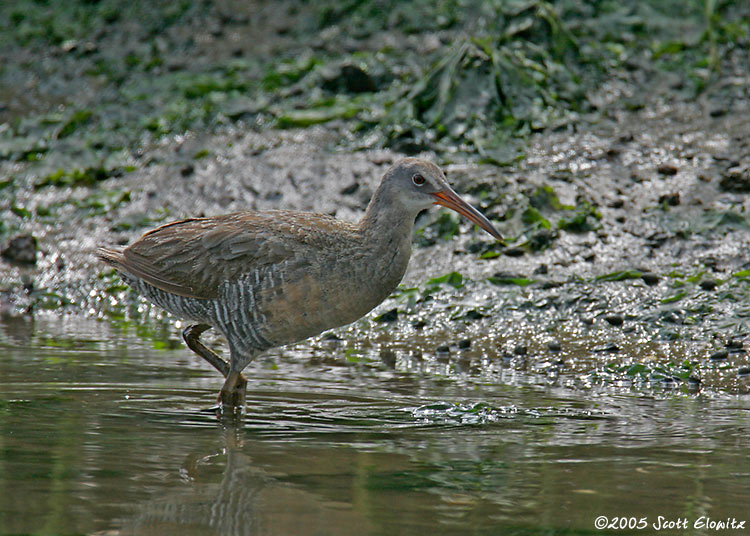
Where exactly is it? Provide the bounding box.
[358,185,418,244]
[356,184,418,291]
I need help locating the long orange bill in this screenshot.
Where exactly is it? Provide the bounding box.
[432,189,504,242]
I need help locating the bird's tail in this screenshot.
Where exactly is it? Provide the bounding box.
[96,247,125,270]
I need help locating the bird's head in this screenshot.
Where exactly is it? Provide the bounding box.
[383,158,503,242]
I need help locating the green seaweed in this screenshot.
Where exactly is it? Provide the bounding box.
[415,212,461,247]
[557,201,601,233]
[488,275,535,286]
[521,206,551,229]
[34,166,131,189]
[56,110,93,139]
[276,104,359,128]
[529,185,571,212]
[595,270,643,282]
[262,55,322,91]
[426,271,464,290]
[661,292,687,304]
[603,359,700,385]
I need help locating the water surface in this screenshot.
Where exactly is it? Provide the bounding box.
[1,315,749,535]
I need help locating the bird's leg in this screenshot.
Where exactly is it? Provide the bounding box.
[218,370,247,412]
[182,324,230,377]
[184,325,247,413]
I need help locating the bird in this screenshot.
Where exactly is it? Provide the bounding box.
[97,158,502,412]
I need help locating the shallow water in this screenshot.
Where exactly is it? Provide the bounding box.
[1,315,749,536]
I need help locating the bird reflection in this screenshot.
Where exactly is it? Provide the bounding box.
[116,419,368,536]
[121,424,268,536]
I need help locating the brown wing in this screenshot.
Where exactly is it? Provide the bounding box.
[114,211,354,300]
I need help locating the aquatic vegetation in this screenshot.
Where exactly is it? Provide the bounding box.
[596,359,702,390]
[35,166,131,189]
[595,270,643,283]
[488,274,535,287]
[556,200,601,233]
[414,212,463,246]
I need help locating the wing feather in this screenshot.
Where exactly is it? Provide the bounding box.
[110,211,355,299]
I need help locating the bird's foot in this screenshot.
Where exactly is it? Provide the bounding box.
[217,371,248,414]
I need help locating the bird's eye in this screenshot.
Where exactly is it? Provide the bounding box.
[412,173,426,186]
